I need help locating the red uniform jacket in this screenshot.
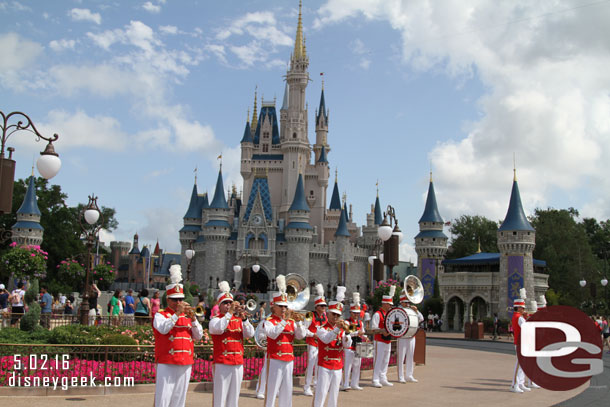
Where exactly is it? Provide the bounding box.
[154,308,195,365]
[512,312,523,346]
[267,315,296,362]
[317,322,345,370]
[306,311,328,347]
[374,309,391,344]
[211,314,244,365]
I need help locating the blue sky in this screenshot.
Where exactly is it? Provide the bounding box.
[2,0,609,261]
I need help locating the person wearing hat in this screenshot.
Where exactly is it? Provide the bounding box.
[371,284,396,387]
[313,286,351,407]
[264,275,307,407]
[396,292,424,383]
[341,292,365,391]
[510,296,528,393]
[153,265,203,407]
[303,283,328,396]
[209,281,255,407]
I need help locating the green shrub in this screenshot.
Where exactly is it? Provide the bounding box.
[20,302,41,332]
[100,334,137,345]
[48,324,99,344]
[24,279,39,305]
[422,297,444,319]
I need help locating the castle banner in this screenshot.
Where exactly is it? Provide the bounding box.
[507,255,525,314]
[421,258,435,300]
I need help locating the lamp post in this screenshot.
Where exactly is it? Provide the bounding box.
[233,251,260,292]
[79,195,103,325]
[378,205,401,281]
[185,243,195,282]
[1,110,61,241]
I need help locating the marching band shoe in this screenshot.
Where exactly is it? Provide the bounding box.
[519,384,531,392]
[352,386,364,391]
[372,381,382,388]
[406,376,418,383]
[381,380,394,387]
[530,383,541,389]
[511,385,524,393]
[398,378,407,383]
[303,387,314,397]
[340,386,350,391]
[256,393,265,400]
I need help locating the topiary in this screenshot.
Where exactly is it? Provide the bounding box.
[20,302,41,332]
[24,279,39,305]
[100,333,137,345]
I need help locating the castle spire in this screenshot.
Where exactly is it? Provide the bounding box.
[184,182,201,219]
[418,176,443,223]
[498,173,534,232]
[209,167,229,209]
[293,0,305,60]
[335,206,350,237]
[251,86,258,130]
[329,176,341,210]
[289,173,309,212]
[374,194,382,225]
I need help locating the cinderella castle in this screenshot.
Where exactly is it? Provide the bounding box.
[178,3,384,299]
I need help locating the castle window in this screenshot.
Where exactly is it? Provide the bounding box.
[310,190,314,195]
[263,144,269,152]
[293,132,297,138]
[264,132,269,139]
[513,231,517,235]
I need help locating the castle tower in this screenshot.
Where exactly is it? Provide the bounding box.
[240,115,253,181]
[179,182,202,254]
[128,232,140,283]
[202,167,232,286]
[415,173,448,299]
[497,170,535,319]
[110,241,130,271]
[314,87,329,162]
[285,173,312,280]
[11,175,43,246]
[335,204,350,286]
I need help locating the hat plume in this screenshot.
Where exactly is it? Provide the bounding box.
[388,285,396,298]
[315,283,325,297]
[169,265,182,285]
[218,280,230,294]
[352,292,360,306]
[519,287,527,300]
[276,274,286,294]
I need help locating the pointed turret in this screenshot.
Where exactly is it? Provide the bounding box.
[329,178,341,210]
[240,120,253,143]
[316,87,328,126]
[11,175,44,245]
[335,206,350,237]
[184,183,201,218]
[209,168,229,209]
[498,172,534,231]
[374,195,382,225]
[418,174,443,223]
[129,232,140,255]
[288,173,309,212]
[17,176,41,216]
[317,145,328,163]
[153,240,160,256]
[293,0,306,61]
[251,88,258,130]
[281,82,289,110]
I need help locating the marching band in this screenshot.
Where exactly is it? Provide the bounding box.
[153,267,431,407]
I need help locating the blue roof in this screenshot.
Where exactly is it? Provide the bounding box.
[129,246,140,255]
[140,246,150,259]
[209,169,229,209]
[12,220,43,230]
[156,253,181,276]
[285,221,313,230]
[253,106,280,145]
[184,183,201,219]
[499,180,534,231]
[276,233,286,242]
[335,207,350,237]
[443,252,546,267]
[252,154,283,161]
[243,177,273,222]
[17,176,41,216]
[179,225,202,233]
[195,235,205,243]
[240,121,253,143]
[329,181,341,210]
[374,196,382,225]
[289,174,309,212]
[414,230,447,239]
[419,181,443,223]
[200,193,209,210]
[317,145,328,163]
[205,219,231,228]
[316,89,328,125]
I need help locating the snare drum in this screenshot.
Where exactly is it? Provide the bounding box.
[356,342,374,358]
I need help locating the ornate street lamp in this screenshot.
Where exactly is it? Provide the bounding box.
[185,244,195,282]
[79,195,103,325]
[1,110,61,240]
[378,205,400,280]
[233,251,260,291]
[579,279,586,288]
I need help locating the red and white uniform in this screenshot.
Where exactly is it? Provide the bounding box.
[209,312,254,407]
[342,318,365,389]
[153,308,203,407]
[371,309,393,386]
[264,314,307,407]
[512,311,526,388]
[313,322,352,407]
[304,311,328,391]
[397,306,424,381]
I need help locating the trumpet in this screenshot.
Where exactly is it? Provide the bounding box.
[184,305,196,319]
[230,301,252,320]
[195,305,206,318]
[285,310,313,322]
[335,319,352,332]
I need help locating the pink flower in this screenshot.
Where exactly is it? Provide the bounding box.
[30,253,36,257]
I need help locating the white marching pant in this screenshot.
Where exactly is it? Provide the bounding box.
[213,363,243,407]
[305,344,318,388]
[265,359,293,407]
[397,337,416,380]
[342,349,361,388]
[155,363,192,407]
[512,346,525,387]
[256,353,268,396]
[313,366,342,407]
[373,341,391,383]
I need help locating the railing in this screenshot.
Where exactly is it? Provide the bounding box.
[0,343,398,386]
[0,313,154,329]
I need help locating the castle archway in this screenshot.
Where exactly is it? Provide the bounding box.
[245,267,269,293]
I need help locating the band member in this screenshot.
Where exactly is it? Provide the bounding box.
[397,293,424,383]
[314,287,352,407]
[371,285,395,387]
[524,299,541,389]
[511,297,528,393]
[153,265,203,407]
[304,283,327,396]
[209,281,255,407]
[341,292,365,391]
[256,318,270,400]
[264,275,307,407]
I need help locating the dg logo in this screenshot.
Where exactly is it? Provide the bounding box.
[518,305,604,391]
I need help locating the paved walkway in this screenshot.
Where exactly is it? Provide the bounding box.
[1,343,587,407]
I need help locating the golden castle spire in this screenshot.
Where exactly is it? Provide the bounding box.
[293,0,304,60]
[251,86,258,129]
[513,153,517,181]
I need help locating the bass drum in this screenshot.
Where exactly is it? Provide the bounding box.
[254,321,267,350]
[401,307,420,339]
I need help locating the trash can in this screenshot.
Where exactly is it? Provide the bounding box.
[414,329,426,365]
[464,322,471,339]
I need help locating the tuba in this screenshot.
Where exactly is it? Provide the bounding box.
[404,275,424,304]
[195,305,206,318]
[285,273,310,311]
[246,298,258,312]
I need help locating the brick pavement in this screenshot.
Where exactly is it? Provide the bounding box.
[0,343,586,407]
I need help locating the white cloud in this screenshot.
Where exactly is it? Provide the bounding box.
[0,33,42,71]
[68,8,101,25]
[349,39,371,69]
[159,25,178,35]
[399,242,417,263]
[317,0,610,222]
[138,207,183,252]
[49,38,76,51]
[142,1,161,13]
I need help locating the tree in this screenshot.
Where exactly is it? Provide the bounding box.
[446,215,499,259]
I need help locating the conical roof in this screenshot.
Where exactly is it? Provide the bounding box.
[240,120,253,143]
[183,183,201,218]
[374,195,382,225]
[418,181,443,223]
[289,174,309,212]
[17,176,41,216]
[317,145,328,163]
[209,169,229,209]
[335,206,350,237]
[329,180,341,210]
[499,179,534,231]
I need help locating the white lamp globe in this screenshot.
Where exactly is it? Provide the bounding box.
[379,253,384,264]
[84,209,100,225]
[37,154,61,180]
[378,225,393,241]
[252,264,260,273]
[185,249,195,260]
[601,278,608,287]
[368,255,376,266]
[579,279,586,288]
[233,265,242,273]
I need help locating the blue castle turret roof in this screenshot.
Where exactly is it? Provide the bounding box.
[184,183,201,219]
[317,145,328,163]
[240,120,253,143]
[316,88,328,124]
[17,176,41,216]
[329,181,341,210]
[499,178,534,232]
[289,174,309,212]
[374,195,382,225]
[335,206,350,237]
[418,180,443,223]
[209,169,229,209]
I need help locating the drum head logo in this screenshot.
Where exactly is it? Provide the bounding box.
[384,307,409,337]
[518,306,603,391]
